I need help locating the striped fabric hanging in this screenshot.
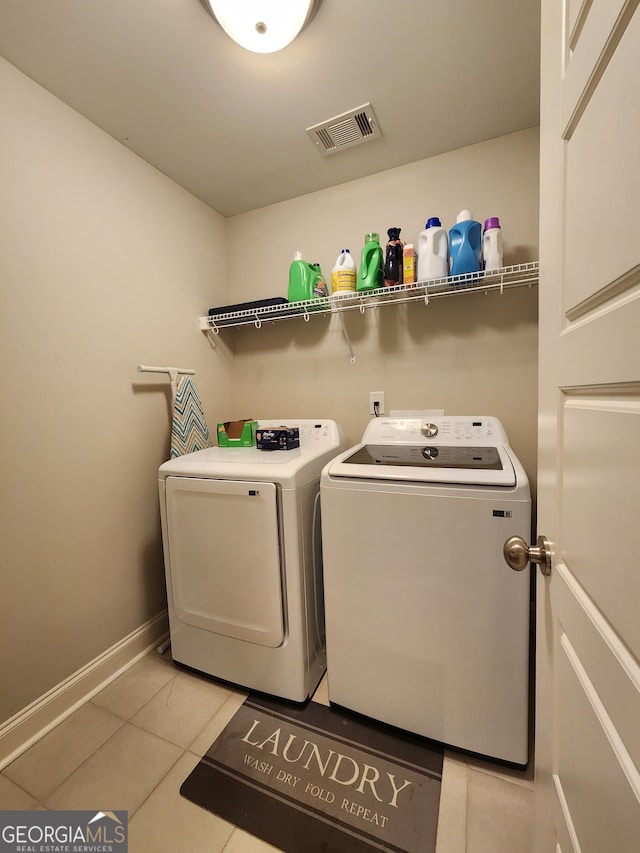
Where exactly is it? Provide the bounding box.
[170,374,211,458]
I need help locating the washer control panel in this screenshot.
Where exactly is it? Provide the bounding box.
[362,416,507,446]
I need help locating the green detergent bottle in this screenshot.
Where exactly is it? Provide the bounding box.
[357,233,384,292]
[310,263,329,299]
[287,251,328,302]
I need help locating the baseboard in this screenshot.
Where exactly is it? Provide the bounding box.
[0,611,169,770]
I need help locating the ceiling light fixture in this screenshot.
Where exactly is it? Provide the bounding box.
[201,0,322,54]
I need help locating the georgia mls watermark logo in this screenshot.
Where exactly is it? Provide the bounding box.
[0,810,127,853]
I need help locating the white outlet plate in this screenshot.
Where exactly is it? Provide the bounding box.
[369,391,385,415]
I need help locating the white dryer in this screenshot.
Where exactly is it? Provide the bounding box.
[320,415,531,764]
[158,419,344,702]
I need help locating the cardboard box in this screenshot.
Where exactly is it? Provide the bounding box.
[256,427,300,451]
[217,419,258,447]
[403,243,416,286]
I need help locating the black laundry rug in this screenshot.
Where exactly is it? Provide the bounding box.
[181,693,443,853]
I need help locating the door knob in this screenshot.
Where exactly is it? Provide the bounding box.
[503,535,552,576]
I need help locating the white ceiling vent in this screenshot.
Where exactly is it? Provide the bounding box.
[306,103,381,156]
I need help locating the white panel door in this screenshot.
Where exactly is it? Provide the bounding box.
[536,0,640,849]
[165,477,285,648]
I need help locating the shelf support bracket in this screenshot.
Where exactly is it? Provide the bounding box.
[338,313,356,364]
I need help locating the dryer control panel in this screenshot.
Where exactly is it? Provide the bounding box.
[259,419,343,448]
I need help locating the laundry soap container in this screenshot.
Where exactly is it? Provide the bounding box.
[288,251,329,302]
[357,232,384,292]
[331,249,357,294]
[449,210,482,278]
[384,227,404,287]
[403,243,416,286]
[417,217,449,281]
[482,217,504,272]
[311,263,329,298]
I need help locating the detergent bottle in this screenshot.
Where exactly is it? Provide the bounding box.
[311,263,329,298]
[482,217,504,272]
[384,227,404,287]
[288,251,326,302]
[357,233,384,292]
[417,217,449,281]
[331,249,357,294]
[448,210,482,279]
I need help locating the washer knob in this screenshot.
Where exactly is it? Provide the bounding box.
[421,423,439,438]
[422,447,439,460]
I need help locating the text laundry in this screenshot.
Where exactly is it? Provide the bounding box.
[241,719,412,808]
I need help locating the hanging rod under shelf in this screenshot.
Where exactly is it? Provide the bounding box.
[199,261,539,332]
[137,364,196,376]
[136,364,197,399]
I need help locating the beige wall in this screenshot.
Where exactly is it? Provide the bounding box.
[227,128,540,486]
[0,56,539,730]
[0,58,233,723]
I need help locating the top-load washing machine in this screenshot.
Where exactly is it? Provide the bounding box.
[158,419,344,702]
[320,415,531,764]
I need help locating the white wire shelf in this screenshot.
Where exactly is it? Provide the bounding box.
[200,261,539,333]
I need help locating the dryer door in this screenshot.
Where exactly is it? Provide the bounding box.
[164,477,284,647]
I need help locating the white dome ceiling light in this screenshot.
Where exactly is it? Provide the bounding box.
[201,0,322,54]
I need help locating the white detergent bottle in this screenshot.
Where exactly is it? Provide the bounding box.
[417,217,449,281]
[482,217,504,272]
[331,248,357,294]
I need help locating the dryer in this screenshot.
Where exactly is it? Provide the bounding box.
[320,415,531,764]
[158,419,344,701]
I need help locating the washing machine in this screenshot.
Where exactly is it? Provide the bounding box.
[158,419,344,702]
[320,415,531,764]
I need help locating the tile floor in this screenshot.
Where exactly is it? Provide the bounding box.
[1,650,534,852]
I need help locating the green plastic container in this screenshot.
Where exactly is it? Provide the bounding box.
[287,251,328,302]
[357,233,384,292]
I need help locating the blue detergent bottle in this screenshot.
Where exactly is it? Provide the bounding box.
[448,210,482,278]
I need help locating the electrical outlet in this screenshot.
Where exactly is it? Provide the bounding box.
[369,391,385,415]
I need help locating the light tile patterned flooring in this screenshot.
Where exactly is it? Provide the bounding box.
[1,651,534,852]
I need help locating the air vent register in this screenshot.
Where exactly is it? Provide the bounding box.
[306,103,381,156]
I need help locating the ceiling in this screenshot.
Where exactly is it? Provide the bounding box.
[0,0,541,218]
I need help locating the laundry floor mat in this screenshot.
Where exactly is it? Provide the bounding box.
[181,694,443,853]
